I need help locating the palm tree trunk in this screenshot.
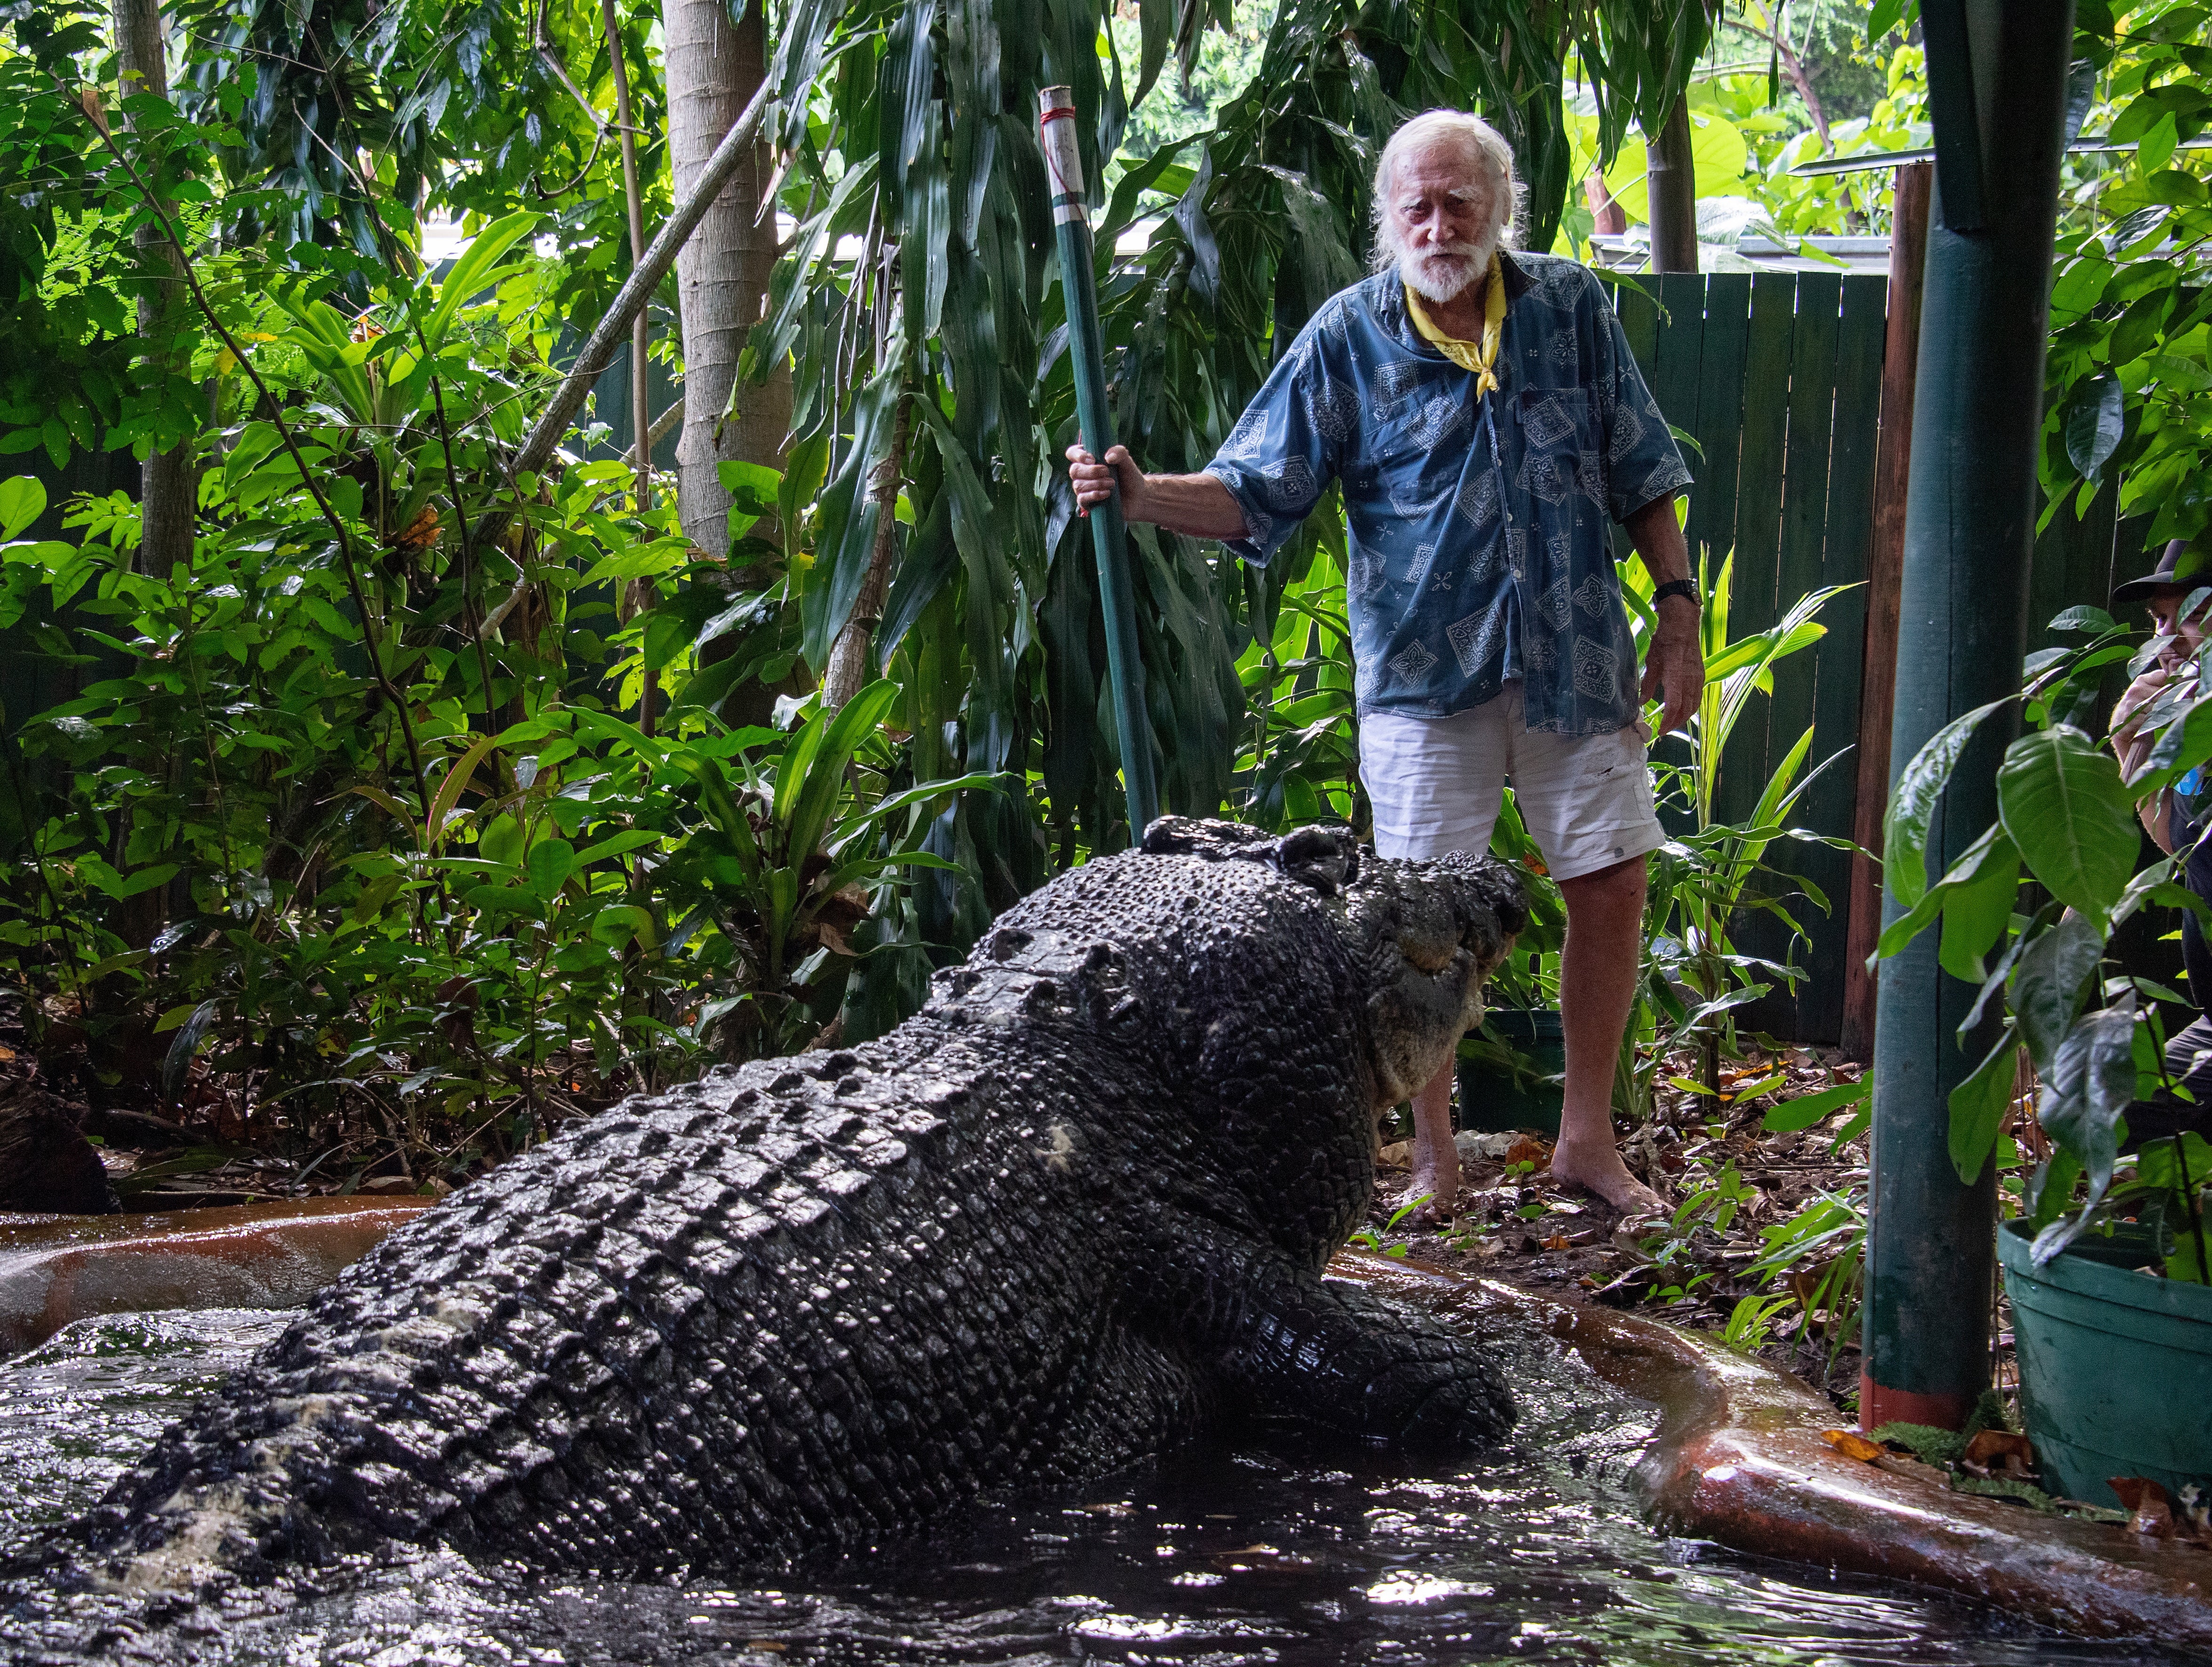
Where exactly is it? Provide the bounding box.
[663,0,791,558]
[1645,97,1699,274]
[113,0,191,579]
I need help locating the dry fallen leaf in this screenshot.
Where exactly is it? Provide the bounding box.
[1505,1136,1552,1171]
[1377,1140,1412,1168]
[1821,1429,1886,1463]
[1541,1232,1571,1251]
[2110,1476,2176,1538]
[1962,1429,2036,1477]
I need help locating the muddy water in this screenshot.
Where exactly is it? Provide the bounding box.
[0,1309,2184,1665]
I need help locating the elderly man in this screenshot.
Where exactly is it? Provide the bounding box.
[1067,108,1700,1217]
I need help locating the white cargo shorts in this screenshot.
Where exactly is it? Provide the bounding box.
[1360,683,1665,881]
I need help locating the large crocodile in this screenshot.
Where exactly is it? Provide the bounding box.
[38,818,1524,1593]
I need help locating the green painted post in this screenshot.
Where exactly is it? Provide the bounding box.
[1038,86,1161,843]
[1863,0,2076,1432]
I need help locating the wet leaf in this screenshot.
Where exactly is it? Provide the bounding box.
[2109,1476,2175,1537]
[1822,1429,1884,1463]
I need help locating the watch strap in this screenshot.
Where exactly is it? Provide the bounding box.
[1652,579,1699,607]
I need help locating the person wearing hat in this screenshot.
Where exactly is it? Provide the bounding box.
[2109,536,2212,1138]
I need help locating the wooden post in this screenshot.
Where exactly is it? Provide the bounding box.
[1839,160,1932,1063]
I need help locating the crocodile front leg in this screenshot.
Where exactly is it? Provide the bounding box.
[1152,1224,1514,1448]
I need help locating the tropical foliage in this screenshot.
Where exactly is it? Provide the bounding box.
[1874,600,2209,1278]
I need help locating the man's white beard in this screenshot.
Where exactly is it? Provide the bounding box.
[1394,229,1499,305]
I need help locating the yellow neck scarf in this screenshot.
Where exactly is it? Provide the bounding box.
[1405,252,1506,396]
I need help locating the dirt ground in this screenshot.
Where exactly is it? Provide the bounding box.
[1361,1044,1898,1413]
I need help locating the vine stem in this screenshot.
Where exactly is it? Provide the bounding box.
[72,87,435,821]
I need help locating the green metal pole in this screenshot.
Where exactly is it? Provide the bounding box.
[1863,0,2075,1432]
[1038,85,1161,843]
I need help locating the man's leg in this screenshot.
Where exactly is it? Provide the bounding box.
[1358,702,1511,1224]
[1551,855,1665,1214]
[1406,1061,1458,1219]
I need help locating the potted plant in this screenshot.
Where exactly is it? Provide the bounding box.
[1876,599,2212,1505]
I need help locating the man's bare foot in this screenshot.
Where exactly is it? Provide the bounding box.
[1549,1138,1665,1218]
[1403,1148,1459,1224]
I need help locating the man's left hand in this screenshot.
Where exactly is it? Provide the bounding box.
[1641,599,1704,737]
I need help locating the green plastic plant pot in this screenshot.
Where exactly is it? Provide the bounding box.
[1997,1216,2212,1507]
[1455,1009,1564,1137]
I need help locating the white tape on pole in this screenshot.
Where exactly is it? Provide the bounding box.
[1036,85,1087,227]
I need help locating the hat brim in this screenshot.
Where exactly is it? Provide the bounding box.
[2111,575,2195,607]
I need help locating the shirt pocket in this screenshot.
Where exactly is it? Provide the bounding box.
[1515,388,1605,508]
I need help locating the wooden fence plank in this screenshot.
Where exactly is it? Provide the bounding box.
[1742,275,1842,1039]
[1716,273,1800,832]
[1789,276,1886,1042]
[1649,274,1708,483]
[1613,278,1660,377]
[1688,275,1752,571]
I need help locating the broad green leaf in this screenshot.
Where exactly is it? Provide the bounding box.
[716,460,783,516]
[1937,829,2019,982]
[1883,697,2009,910]
[0,476,45,541]
[573,829,663,868]
[2063,375,2124,478]
[589,904,658,949]
[526,838,576,898]
[2011,911,2104,1074]
[1761,1075,1869,1132]
[1948,1034,2019,1185]
[2032,1006,2140,1263]
[1996,725,2139,918]
[2047,605,2117,635]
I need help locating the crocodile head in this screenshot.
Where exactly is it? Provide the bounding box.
[1341,845,1528,1111]
[1135,816,1527,1116]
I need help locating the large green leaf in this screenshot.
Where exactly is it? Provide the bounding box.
[1947,1032,2018,1186]
[1995,725,2140,919]
[2064,374,2124,479]
[1937,828,2019,983]
[0,476,45,541]
[422,212,539,354]
[2009,911,2104,1074]
[1881,697,2009,912]
[2033,1006,2141,1264]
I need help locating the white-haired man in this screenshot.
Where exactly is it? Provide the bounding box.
[1068,108,1700,1217]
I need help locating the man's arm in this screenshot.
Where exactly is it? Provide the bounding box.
[2112,667,2178,853]
[1066,444,1249,542]
[1625,493,1703,738]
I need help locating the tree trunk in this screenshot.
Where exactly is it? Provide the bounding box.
[664,0,790,559]
[113,0,191,580]
[1645,97,1699,274]
[820,394,910,711]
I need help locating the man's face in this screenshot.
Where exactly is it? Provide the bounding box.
[2149,589,2209,676]
[1383,139,1502,305]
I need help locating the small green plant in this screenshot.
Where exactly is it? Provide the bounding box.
[1613,548,1857,1119]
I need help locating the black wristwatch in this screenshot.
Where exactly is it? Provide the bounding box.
[1652,579,1699,608]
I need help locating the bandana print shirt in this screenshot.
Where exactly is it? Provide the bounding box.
[1204,253,1692,736]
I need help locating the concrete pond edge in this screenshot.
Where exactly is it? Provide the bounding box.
[1333,1250,2212,1652]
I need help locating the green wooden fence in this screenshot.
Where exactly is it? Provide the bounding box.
[1608,270,1889,1046]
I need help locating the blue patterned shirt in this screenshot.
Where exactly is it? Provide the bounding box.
[1204,254,1692,736]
